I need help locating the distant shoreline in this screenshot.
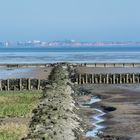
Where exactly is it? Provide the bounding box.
[1,45,140,48]
[1,40,140,48]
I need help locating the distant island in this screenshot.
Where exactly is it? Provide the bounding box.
[1,40,140,47]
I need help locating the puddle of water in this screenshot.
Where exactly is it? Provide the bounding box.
[88,96,101,104]
[0,68,33,79]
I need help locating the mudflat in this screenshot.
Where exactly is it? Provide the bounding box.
[0,67,52,79]
[75,66,140,74]
[79,84,140,140]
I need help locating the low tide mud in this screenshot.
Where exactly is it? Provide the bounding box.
[77,84,140,140]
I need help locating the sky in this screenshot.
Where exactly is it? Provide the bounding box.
[0,0,140,42]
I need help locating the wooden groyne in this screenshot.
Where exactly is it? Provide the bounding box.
[73,73,140,84]
[1,63,140,68]
[0,79,48,91]
[1,63,140,90]
[72,63,140,68]
[1,73,139,91]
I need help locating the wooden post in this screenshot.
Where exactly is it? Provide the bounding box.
[89,74,91,84]
[106,74,109,84]
[132,73,135,84]
[116,76,119,84]
[95,75,97,84]
[19,79,22,91]
[119,74,122,84]
[110,75,113,84]
[85,74,88,84]
[99,74,102,84]
[113,74,116,84]
[78,74,81,84]
[126,74,128,84]
[136,74,139,83]
[92,74,94,84]
[74,74,78,84]
[129,74,132,83]
[103,76,106,84]
[7,79,9,91]
[37,79,40,90]
[89,74,92,84]
[82,76,85,84]
[0,80,2,91]
[28,79,31,90]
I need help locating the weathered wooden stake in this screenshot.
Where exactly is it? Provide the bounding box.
[37,79,40,90]
[7,79,9,91]
[85,74,88,84]
[0,80,2,91]
[28,79,31,90]
[78,74,81,84]
[132,73,135,84]
[19,79,22,91]
[113,74,116,84]
[106,74,109,84]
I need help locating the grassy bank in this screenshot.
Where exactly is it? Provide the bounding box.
[0,90,42,140]
[0,91,42,117]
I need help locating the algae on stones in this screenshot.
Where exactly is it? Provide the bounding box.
[22,65,84,140]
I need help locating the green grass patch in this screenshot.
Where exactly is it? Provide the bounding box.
[0,90,42,117]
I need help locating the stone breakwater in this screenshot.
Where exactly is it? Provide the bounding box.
[22,65,84,140]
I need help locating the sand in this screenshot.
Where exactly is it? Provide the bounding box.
[75,66,140,74]
[0,67,53,79]
[18,67,52,79]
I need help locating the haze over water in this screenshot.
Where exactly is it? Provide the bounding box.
[0,46,140,64]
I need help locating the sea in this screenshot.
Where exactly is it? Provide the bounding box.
[0,46,140,64]
[0,46,140,79]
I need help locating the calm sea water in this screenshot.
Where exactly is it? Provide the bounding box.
[0,46,140,64]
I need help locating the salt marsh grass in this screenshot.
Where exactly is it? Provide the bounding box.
[0,123,28,140]
[0,91,42,117]
[0,90,42,140]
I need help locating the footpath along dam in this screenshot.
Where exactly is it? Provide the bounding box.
[0,63,140,91]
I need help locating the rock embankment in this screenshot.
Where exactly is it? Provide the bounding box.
[22,65,84,140]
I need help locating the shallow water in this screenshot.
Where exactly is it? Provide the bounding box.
[0,68,34,79]
[0,46,140,63]
[80,96,106,138]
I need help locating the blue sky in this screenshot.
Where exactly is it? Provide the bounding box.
[0,0,140,41]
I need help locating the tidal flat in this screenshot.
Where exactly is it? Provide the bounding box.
[0,65,140,140]
[77,84,140,140]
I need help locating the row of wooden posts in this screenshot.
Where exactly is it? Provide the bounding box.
[0,79,48,91]
[1,73,140,91]
[74,73,140,84]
